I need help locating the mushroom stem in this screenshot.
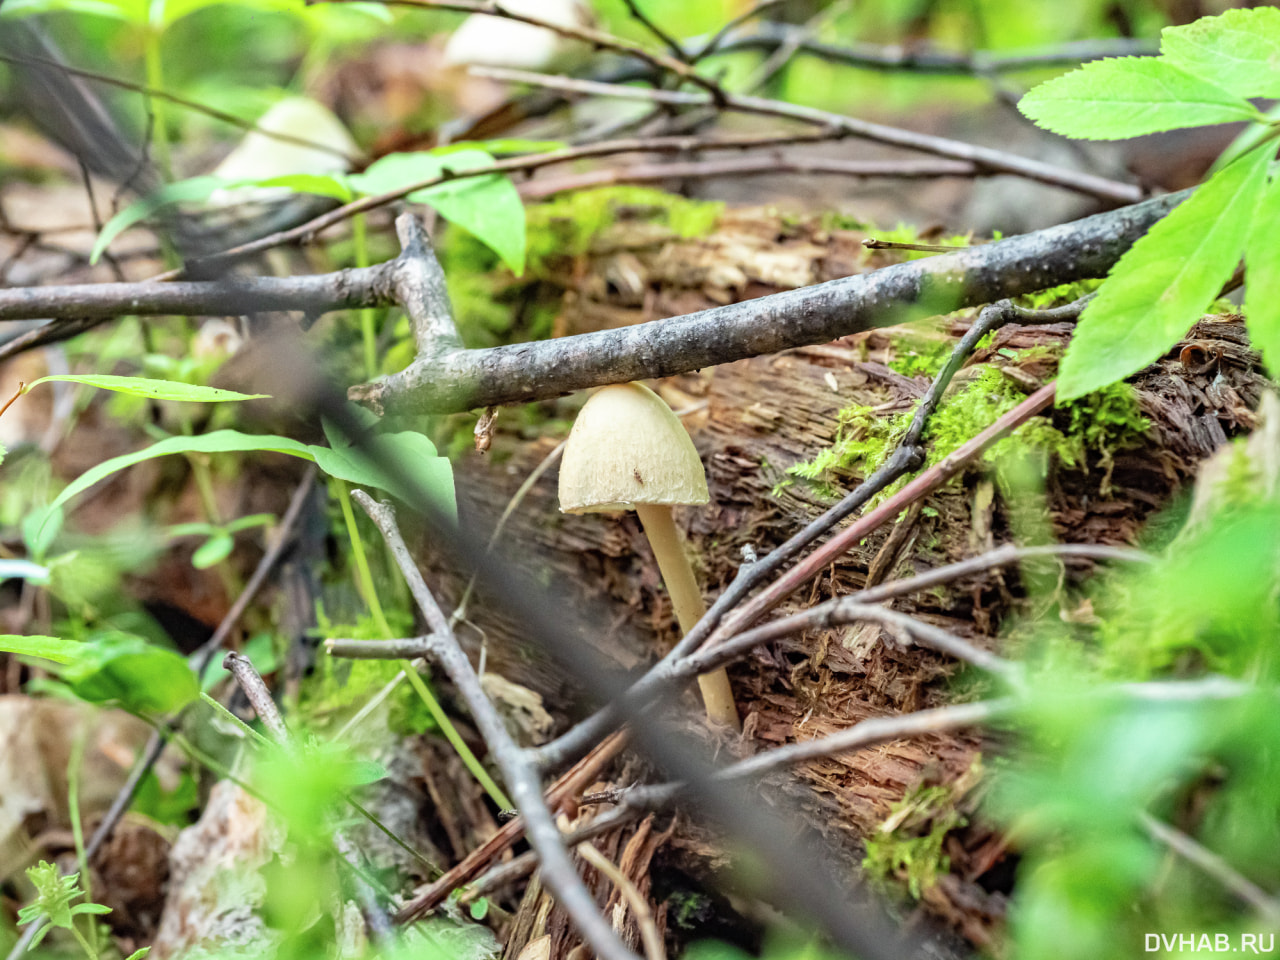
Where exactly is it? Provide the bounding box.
[635,503,740,731]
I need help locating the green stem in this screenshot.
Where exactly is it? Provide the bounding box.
[352,213,379,379]
[335,478,394,638]
[67,729,98,958]
[201,692,274,748]
[142,23,172,181]
[70,923,98,960]
[399,661,513,810]
[335,480,513,809]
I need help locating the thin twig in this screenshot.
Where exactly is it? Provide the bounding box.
[224,652,291,744]
[1140,812,1280,928]
[696,24,1157,74]
[619,0,687,62]
[863,238,970,253]
[329,0,727,101]
[579,842,667,960]
[350,491,641,960]
[517,155,980,200]
[721,699,1014,781]
[469,66,1143,203]
[0,51,359,162]
[396,730,630,919]
[708,382,1057,646]
[694,602,1018,679]
[741,0,847,93]
[691,0,785,63]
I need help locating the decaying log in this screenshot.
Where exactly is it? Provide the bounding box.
[418,204,1266,948]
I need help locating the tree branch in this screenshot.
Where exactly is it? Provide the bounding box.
[351,186,1183,413]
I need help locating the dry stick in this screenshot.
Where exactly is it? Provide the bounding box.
[699,25,1158,74]
[353,191,1182,416]
[691,0,786,63]
[612,697,1018,816]
[395,730,630,921]
[517,155,979,200]
[578,842,667,960]
[619,0,687,62]
[709,381,1057,648]
[721,698,1015,781]
[0,51,359,161]
[470,66,1143,204]
[683,545,1147,677]
[741,0,847,93]
[1139,812,1280,929]
[222,651,395,944]
[350,492,640,960]
[623,679,1264,814]
[462,804,645,903]
[531,298,1025,772]
[326,0,727,102]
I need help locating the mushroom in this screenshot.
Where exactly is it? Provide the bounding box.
[559,382,740,731]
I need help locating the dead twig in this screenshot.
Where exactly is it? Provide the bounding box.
[469,66,1143,204]
[1140,812,1280,929]
[518,155,980,200]
[350,490,641,960]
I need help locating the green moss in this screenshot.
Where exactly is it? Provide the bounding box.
[888,334,956,378]
[776,404,912,499]
[300,606,439,736]
[863,782,967,899]
[1014,278,1102,310]
[524,185,723,276]
[782,367,1148,501]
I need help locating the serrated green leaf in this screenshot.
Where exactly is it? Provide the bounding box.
[1244,168,1280,377]
[24,374,268,403]
[1057,147,1272,401]
[0,634,79,663]
[1018,57,1261,140]
[1161,8,1280,99]
[91,176,225,264]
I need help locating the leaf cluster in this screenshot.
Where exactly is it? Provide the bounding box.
[1018,8,1280,400]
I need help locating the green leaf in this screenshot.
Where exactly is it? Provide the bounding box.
[24,374,268,403]
[46,430,315,522]
[0,634,80,663]
[351,149,526,275]
[1057,147,1272,401]
[251,173,353,202]
[1161,8,1280,99]
[192,532,235,569]
[91,176,225,264]
[1244,168,1280,377]
[22,505,63,562]
[124,949,152,960]
[44,426,455,539]
[314,419,457,518]
[1018,57,1261,140]
[59,633,200,714]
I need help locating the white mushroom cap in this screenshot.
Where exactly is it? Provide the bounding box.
[559,383,709,514]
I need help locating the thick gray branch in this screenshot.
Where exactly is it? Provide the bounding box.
[353,188,1189,415]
